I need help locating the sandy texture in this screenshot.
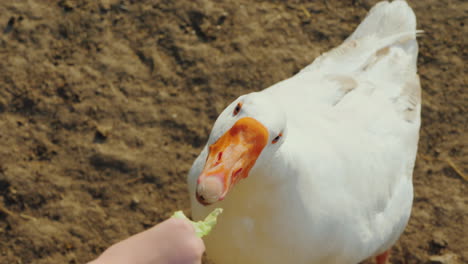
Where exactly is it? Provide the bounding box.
[0,0,466,263]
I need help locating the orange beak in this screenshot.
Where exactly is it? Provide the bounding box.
[196,117,268,205]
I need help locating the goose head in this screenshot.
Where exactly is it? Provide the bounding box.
[196,91,287,205]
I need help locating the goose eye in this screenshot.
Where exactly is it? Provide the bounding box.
[272,133,282,144]
[233,102,242,116]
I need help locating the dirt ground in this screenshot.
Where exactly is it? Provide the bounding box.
[0,0,466,263]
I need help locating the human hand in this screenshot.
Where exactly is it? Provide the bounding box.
[89,218,205,264]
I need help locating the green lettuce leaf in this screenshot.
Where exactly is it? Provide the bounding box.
[171,208,223,238]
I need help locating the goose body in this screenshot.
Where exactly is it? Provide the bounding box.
[188,1,421,263]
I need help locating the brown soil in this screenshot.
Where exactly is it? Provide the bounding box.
[0,0,466,263]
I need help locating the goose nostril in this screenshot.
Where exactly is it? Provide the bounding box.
[214,151,223,166]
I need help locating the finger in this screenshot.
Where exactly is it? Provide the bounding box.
[166,217,197,234]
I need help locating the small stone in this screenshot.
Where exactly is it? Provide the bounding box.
[129,196,140,210]
[58,0,74,12]
[432,231,448,248]
[428,253,460,264]
[429,232,449,255]
[99,0,119,11]
[94,125,112,143]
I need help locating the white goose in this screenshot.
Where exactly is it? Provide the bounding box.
[188,1,421,263]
